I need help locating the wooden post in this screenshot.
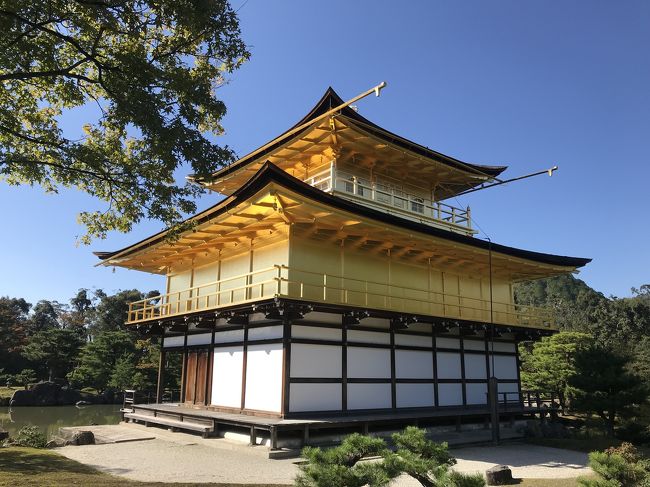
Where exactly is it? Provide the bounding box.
[180,331,188,403]
[156,331,166,403]
[488,376,500,445]
[270,426,278,451]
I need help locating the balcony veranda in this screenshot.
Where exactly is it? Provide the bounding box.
[304,166,475,236]
[127,265,555,330]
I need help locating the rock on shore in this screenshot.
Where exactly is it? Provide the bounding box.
[9,382,116,406]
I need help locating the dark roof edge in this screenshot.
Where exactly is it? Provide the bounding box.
[198,87,507,183]
[98,162,591,269]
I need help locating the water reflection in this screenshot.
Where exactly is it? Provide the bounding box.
[1,405,121,438]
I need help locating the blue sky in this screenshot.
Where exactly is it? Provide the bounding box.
[1,0,649,305]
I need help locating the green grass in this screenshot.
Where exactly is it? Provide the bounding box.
[524,436,624,453]
[516,477,594,487]
[524,435,650,457]
[0,387,16,400]
[0,446,597,487]
[0,447,289,487]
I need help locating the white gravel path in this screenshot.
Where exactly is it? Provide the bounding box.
[57,424,591,485]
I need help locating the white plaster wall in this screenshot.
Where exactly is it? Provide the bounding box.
[163,335,185,348]
[491,342,516,353]
[347,347,391,378]
[248,325,283,341]
[186,333,212,346]
[465,383,488,405]
[214,329,244,343]
[289,383,342,412]
[244,343,283,412]
[463,340,485,351]
[292,325,342,341]
[492,355,518,380]
[395,350,433,379]
[347,383,392,409]
[396,383,435,408]
[211,346,243,408]
[498,381,520,401]
[464,354,487,380]
[301,311,341,324]
[395,334,432,348]
[347,329,390,345]
[437,383,463,406]
[290,344,342,378]
[437,337,461,349]
[436,352,462,379]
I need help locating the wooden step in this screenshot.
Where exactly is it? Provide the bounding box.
[125,412,214,436]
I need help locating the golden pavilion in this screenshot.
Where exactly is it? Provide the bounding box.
[96,85,590,447]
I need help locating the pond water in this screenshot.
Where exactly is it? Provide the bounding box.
[0,404,122,438]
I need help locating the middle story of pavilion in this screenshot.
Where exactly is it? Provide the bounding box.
[95,87,590,419]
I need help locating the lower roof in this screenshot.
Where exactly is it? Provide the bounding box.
[96,162,591,275]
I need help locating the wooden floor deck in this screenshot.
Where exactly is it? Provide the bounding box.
[125,402,542,449]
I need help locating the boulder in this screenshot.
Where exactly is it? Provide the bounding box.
[30,382,60,406]
[9,389,35,407]
[58,428,95,446]
[486,465,514,485]
[45,437,68,448]
[10,381,87,406]
[58,386,81,405]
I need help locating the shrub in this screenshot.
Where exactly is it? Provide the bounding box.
[295,427,486,487]
[579,442,650,487]
[9,425,47,448]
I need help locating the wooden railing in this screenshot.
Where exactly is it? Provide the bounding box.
[304,166,475,236]
[127,265,555,329]
[490,390,560,411]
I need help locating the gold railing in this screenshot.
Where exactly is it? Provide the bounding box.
[127,265,555,329]
[304,166,475,236]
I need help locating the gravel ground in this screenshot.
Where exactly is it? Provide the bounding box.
[57,424,591,485]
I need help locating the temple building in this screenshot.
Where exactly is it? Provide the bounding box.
[96,86,590,446]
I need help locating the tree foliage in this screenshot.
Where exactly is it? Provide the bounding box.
[295,427,485,487]
[579,443,650,487]
[0,288,175,394]
[519,331,593,410]
[569,346,648,437]
[0,0,249,242]
[68,330,135,392]
[21,327,84,381]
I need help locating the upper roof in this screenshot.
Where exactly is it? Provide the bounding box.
[193,88,508,200]
[97,162,591,277]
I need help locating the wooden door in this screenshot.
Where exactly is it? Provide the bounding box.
[195,351,208,405]
[183,350,209,405]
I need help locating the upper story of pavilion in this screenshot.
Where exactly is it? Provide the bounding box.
[94,87,591,332]
[191,88,508,237]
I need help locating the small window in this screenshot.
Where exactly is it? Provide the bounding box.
[411,198,424,214]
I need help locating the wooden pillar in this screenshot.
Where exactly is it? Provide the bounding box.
[489,376,500,445]
[240,323,249,411]
[205,326,216,406]
[342,322,348,411]
[270,426,278,450]
[180,331,188,403]
[390,326,397,409]
[281,311,291,416]
[156,331,166,403]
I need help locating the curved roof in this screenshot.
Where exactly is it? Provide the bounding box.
[195,87,507,194]
[98,162,591,271]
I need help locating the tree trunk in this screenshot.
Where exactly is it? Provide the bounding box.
[607,411,616,437]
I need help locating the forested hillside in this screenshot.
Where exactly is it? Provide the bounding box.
[515,275,650,379]
[0,289,180,396]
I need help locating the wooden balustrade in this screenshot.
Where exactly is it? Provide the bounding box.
[127,264,555,329]
[304,167,474,235]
